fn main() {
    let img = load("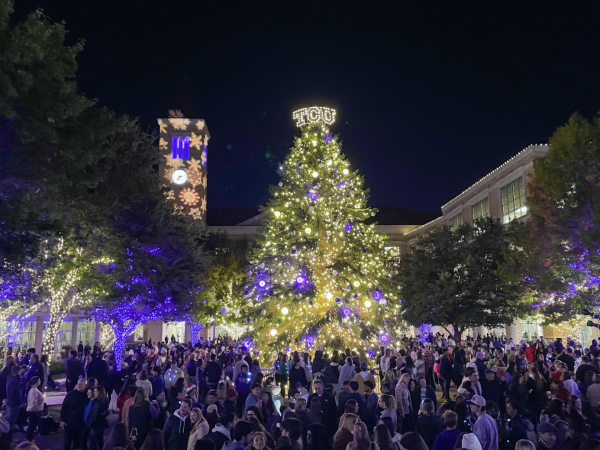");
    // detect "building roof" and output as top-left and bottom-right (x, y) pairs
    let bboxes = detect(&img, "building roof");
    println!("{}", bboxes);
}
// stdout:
(206, 206), (438, 227)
